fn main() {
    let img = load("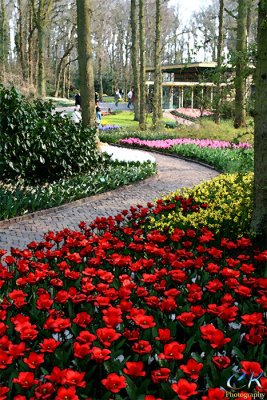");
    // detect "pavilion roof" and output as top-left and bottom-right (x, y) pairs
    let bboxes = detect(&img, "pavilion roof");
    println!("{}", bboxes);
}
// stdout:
(145, 62), (218, 73)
